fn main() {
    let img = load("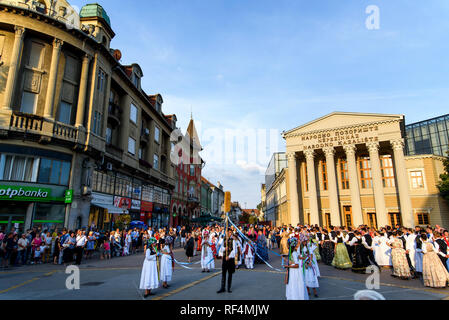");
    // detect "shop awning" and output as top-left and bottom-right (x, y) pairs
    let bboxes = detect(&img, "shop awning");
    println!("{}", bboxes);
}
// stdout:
(93, 203), (129, 215)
